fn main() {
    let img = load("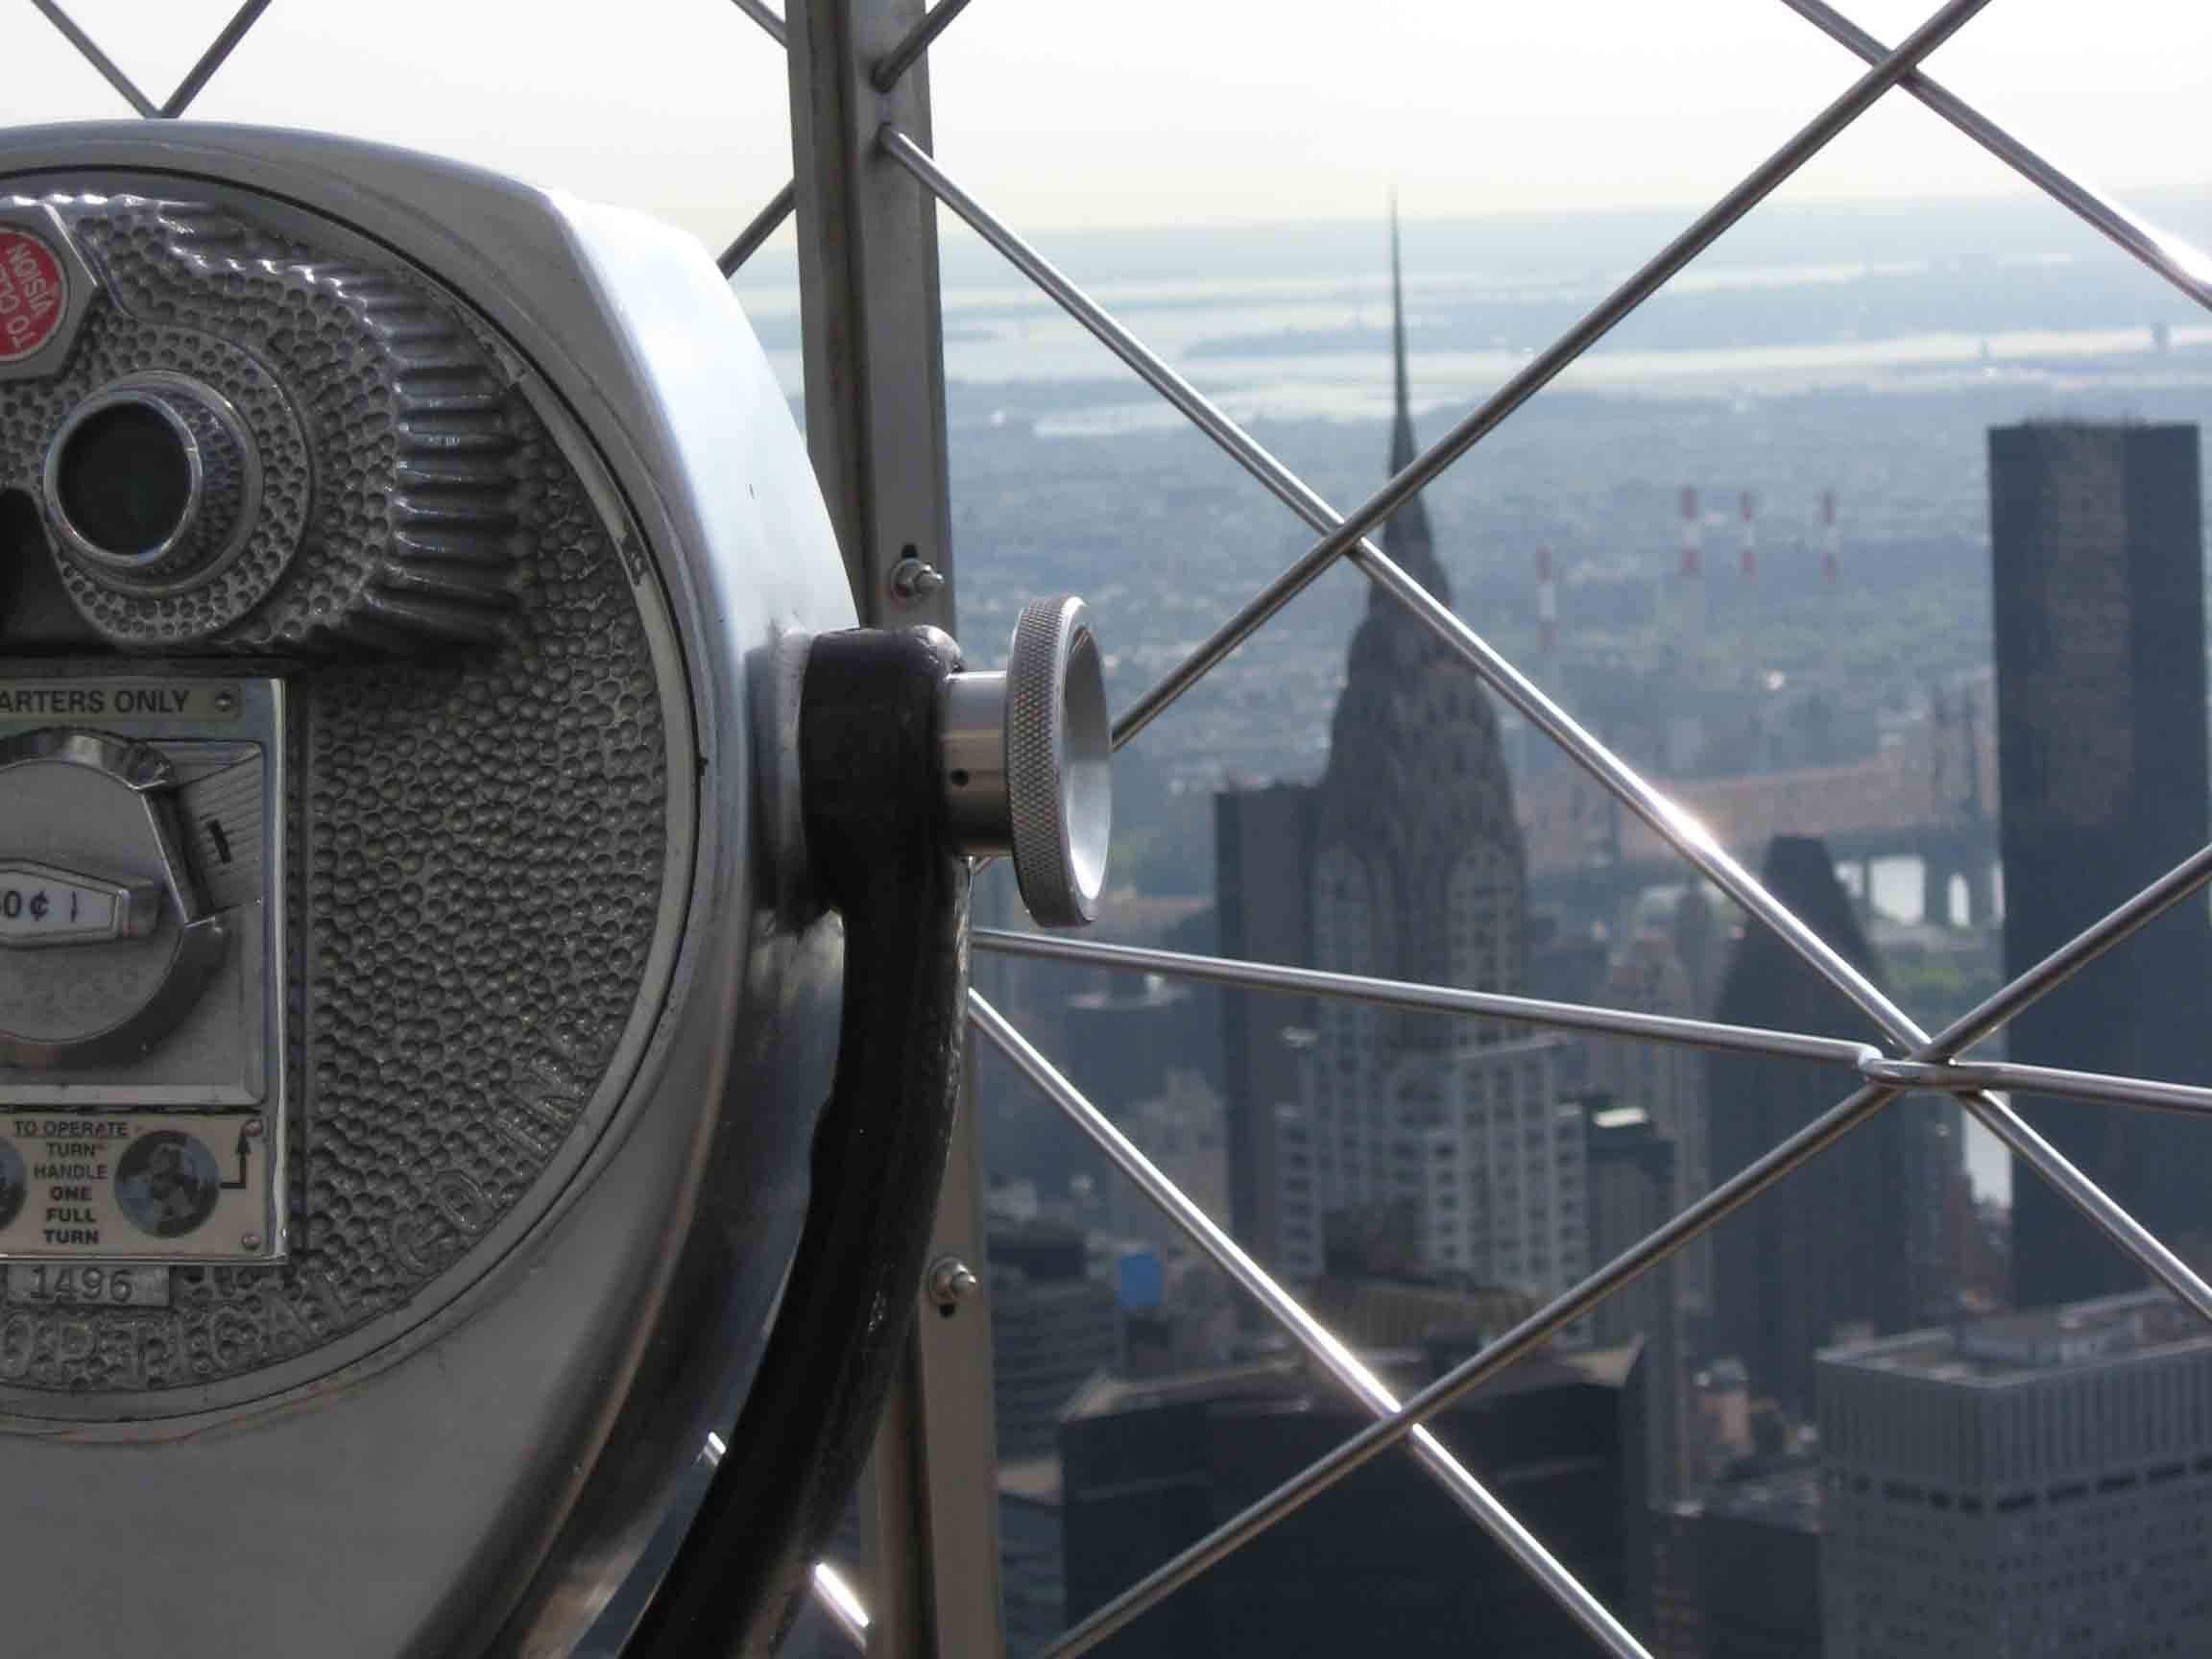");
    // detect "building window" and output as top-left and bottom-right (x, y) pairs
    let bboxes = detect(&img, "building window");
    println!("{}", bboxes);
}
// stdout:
(1447, 846), (1520, 1011)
